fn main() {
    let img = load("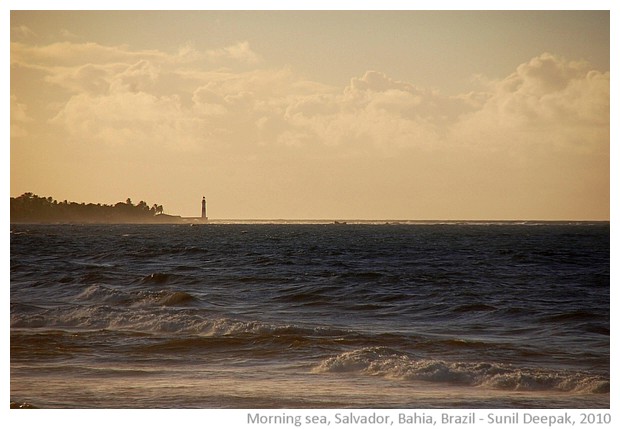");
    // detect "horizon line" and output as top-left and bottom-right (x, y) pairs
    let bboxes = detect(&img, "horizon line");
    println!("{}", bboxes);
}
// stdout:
(176, 217), (610, 223)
